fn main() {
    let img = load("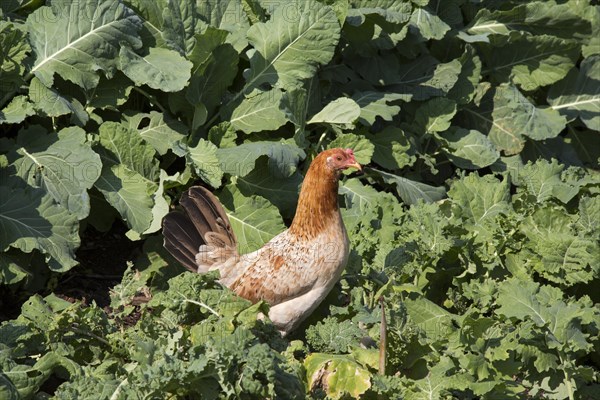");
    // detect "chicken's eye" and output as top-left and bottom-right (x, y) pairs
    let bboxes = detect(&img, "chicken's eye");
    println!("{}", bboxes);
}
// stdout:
(336, 156), (342, 161)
